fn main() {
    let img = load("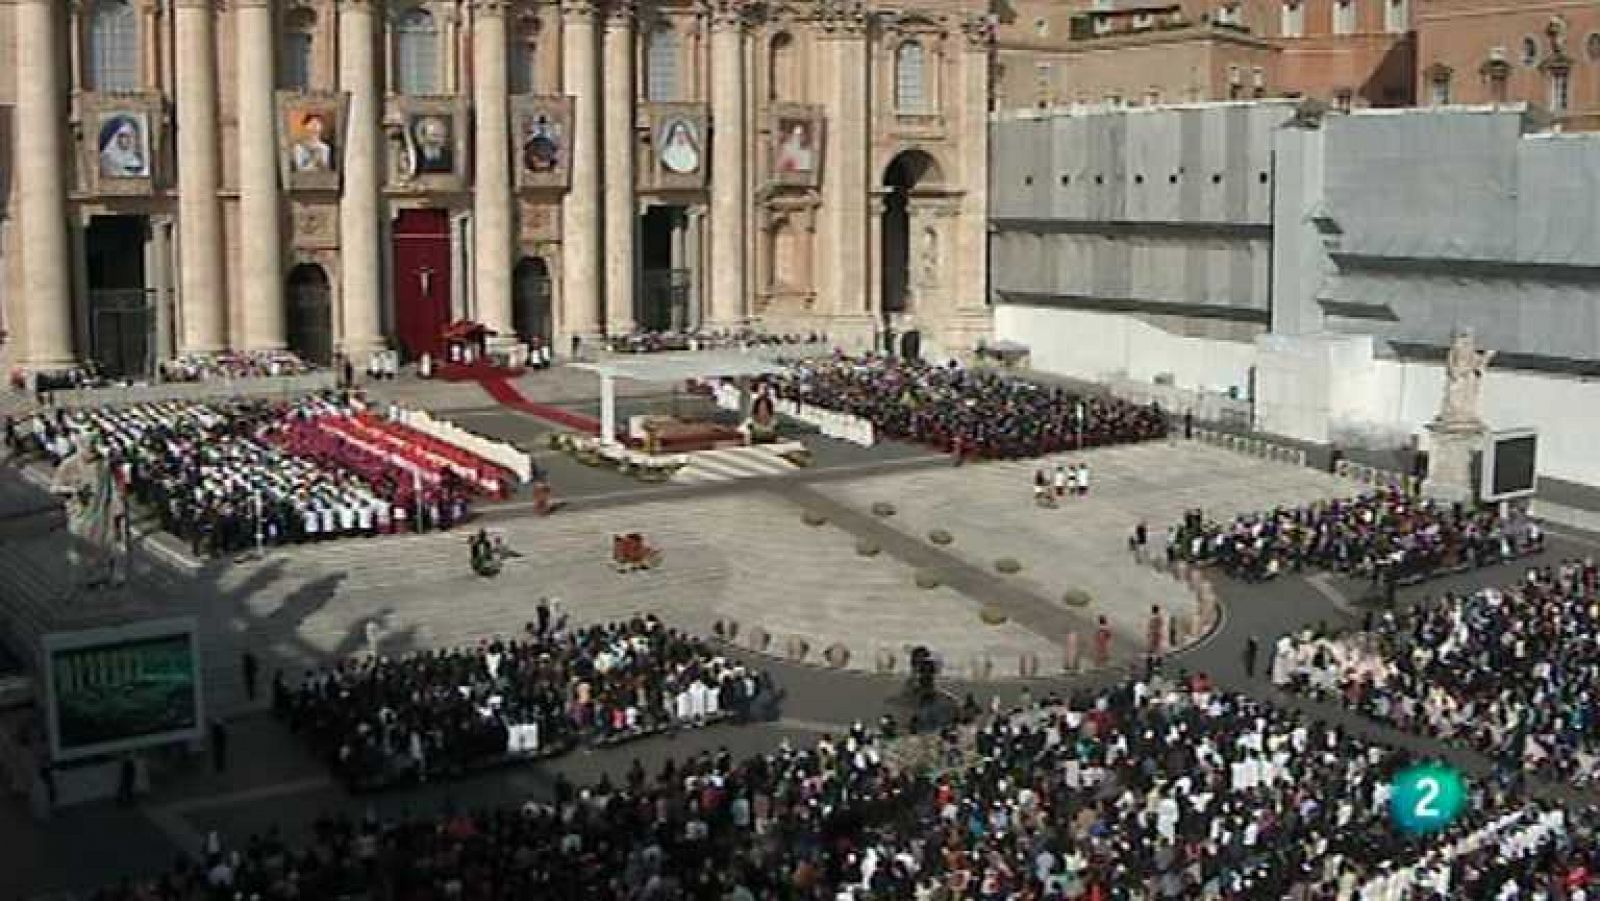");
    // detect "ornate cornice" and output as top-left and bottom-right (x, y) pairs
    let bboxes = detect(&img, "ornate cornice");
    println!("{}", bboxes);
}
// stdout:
(811, 0), (865, 35)
(474, 0), (511, 16)
(696, 0), (753, 30)
(603, 0), (636, 26)
(559, 0), (599, 17)
(959, 11), (995, 48)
